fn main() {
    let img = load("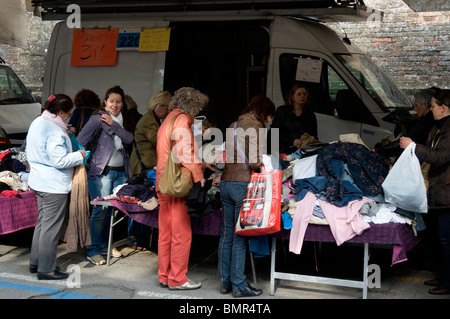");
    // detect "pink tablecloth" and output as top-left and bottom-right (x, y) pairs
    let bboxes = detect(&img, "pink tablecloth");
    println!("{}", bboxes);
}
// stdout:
(98, 199), (419, 265)
(0, 191), (38, 235)
(103, 199), (222, 236)
(274, 223), (420, 266)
